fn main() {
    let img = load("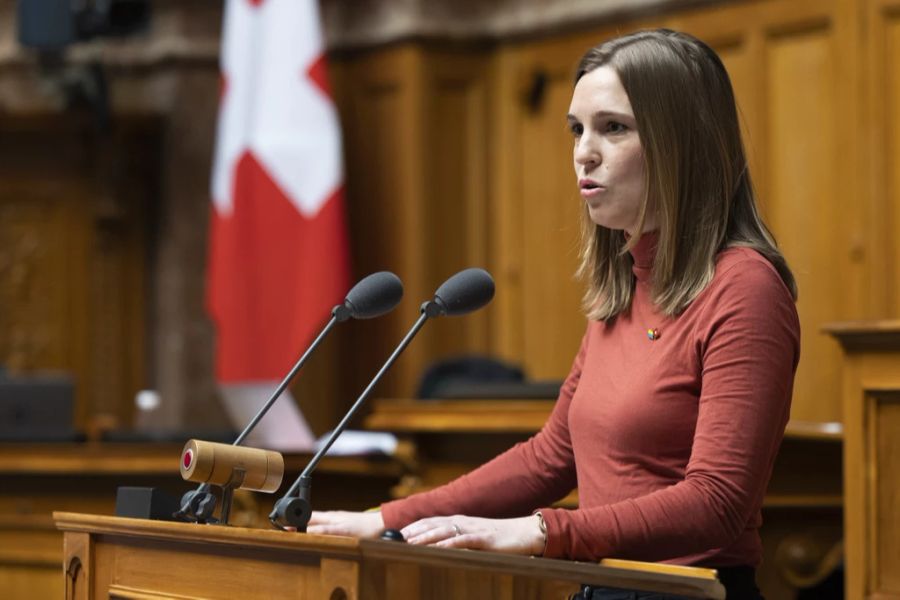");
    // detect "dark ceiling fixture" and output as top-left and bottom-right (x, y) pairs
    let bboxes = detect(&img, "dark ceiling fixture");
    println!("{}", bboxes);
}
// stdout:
(16, 0), (151, 131)
(17, 0), (151, 50)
